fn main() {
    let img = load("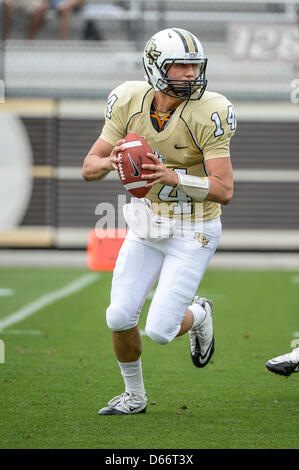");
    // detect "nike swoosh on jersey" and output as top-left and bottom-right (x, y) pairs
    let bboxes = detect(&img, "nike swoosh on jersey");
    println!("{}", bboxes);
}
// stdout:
(174, 144), (188, 149)
(128, 153), (140, 177)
